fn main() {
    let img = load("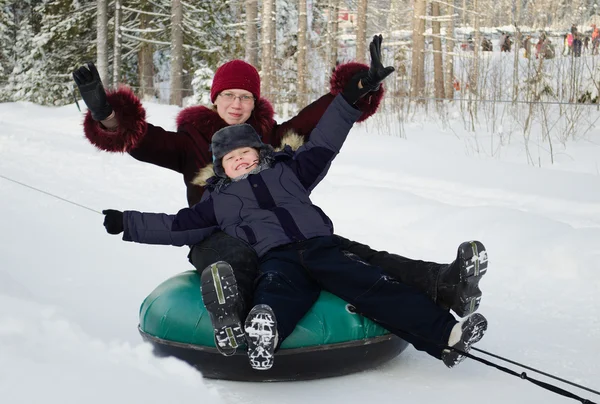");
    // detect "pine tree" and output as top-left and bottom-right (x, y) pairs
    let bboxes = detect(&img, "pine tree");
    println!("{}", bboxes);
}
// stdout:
(9, 0), (96, 105)
(0, 1), (15, 101)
